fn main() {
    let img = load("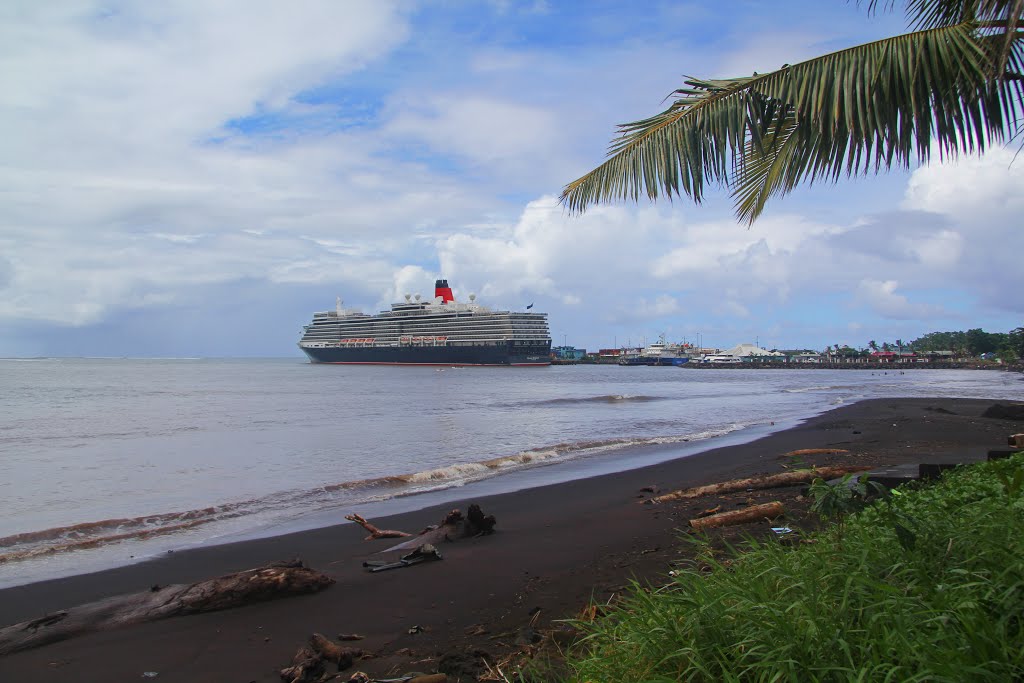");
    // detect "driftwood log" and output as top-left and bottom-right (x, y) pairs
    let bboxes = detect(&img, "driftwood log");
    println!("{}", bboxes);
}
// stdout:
(383, 504), (496, 553)
(688, 501), (785, 531)
(783, 448), (850, 457)
(347, 673), (447, 683)
(0, 561), (334, 657)
(345, 513), (412, 540)
(345, 504), (496, 554)
(649, 466), (873, 504)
